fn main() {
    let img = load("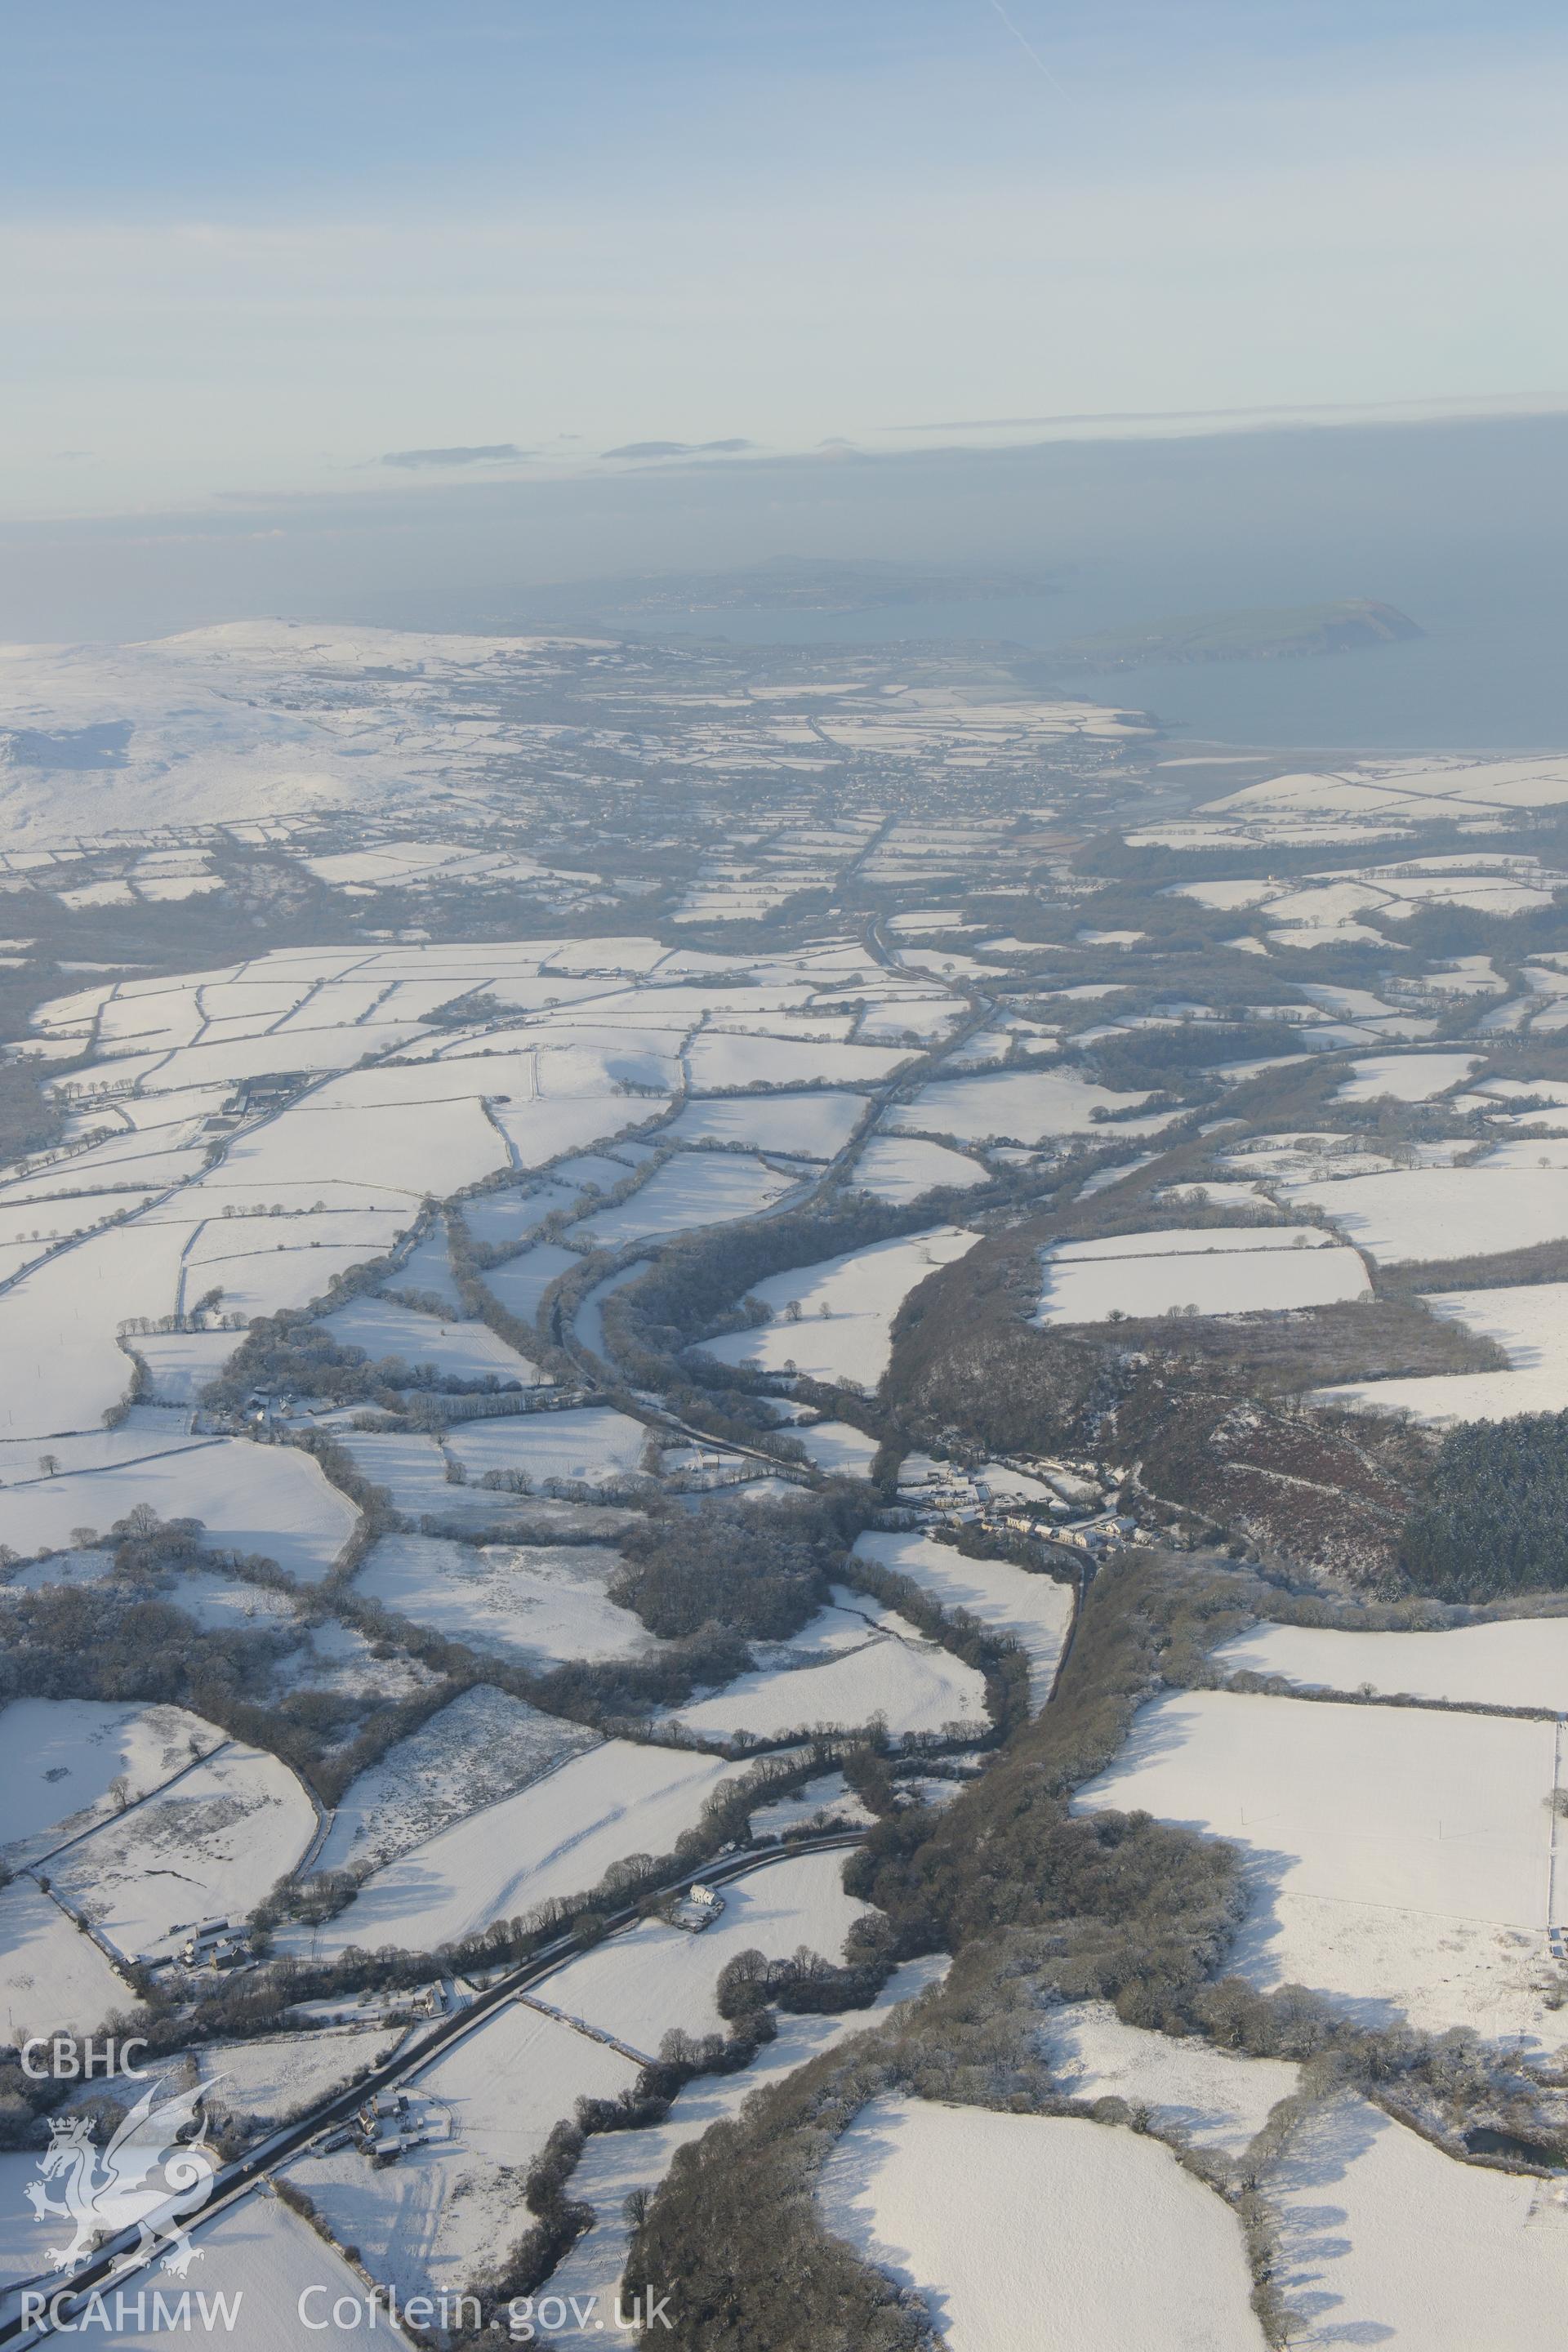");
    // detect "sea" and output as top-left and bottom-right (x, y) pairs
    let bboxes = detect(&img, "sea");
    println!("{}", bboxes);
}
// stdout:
(596, 583), (1568, 759)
